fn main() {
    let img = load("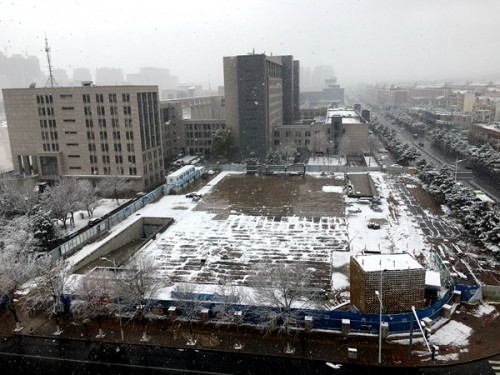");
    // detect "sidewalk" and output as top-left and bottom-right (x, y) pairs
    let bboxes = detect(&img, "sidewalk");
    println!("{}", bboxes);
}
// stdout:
(1, 303), (498, 367)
